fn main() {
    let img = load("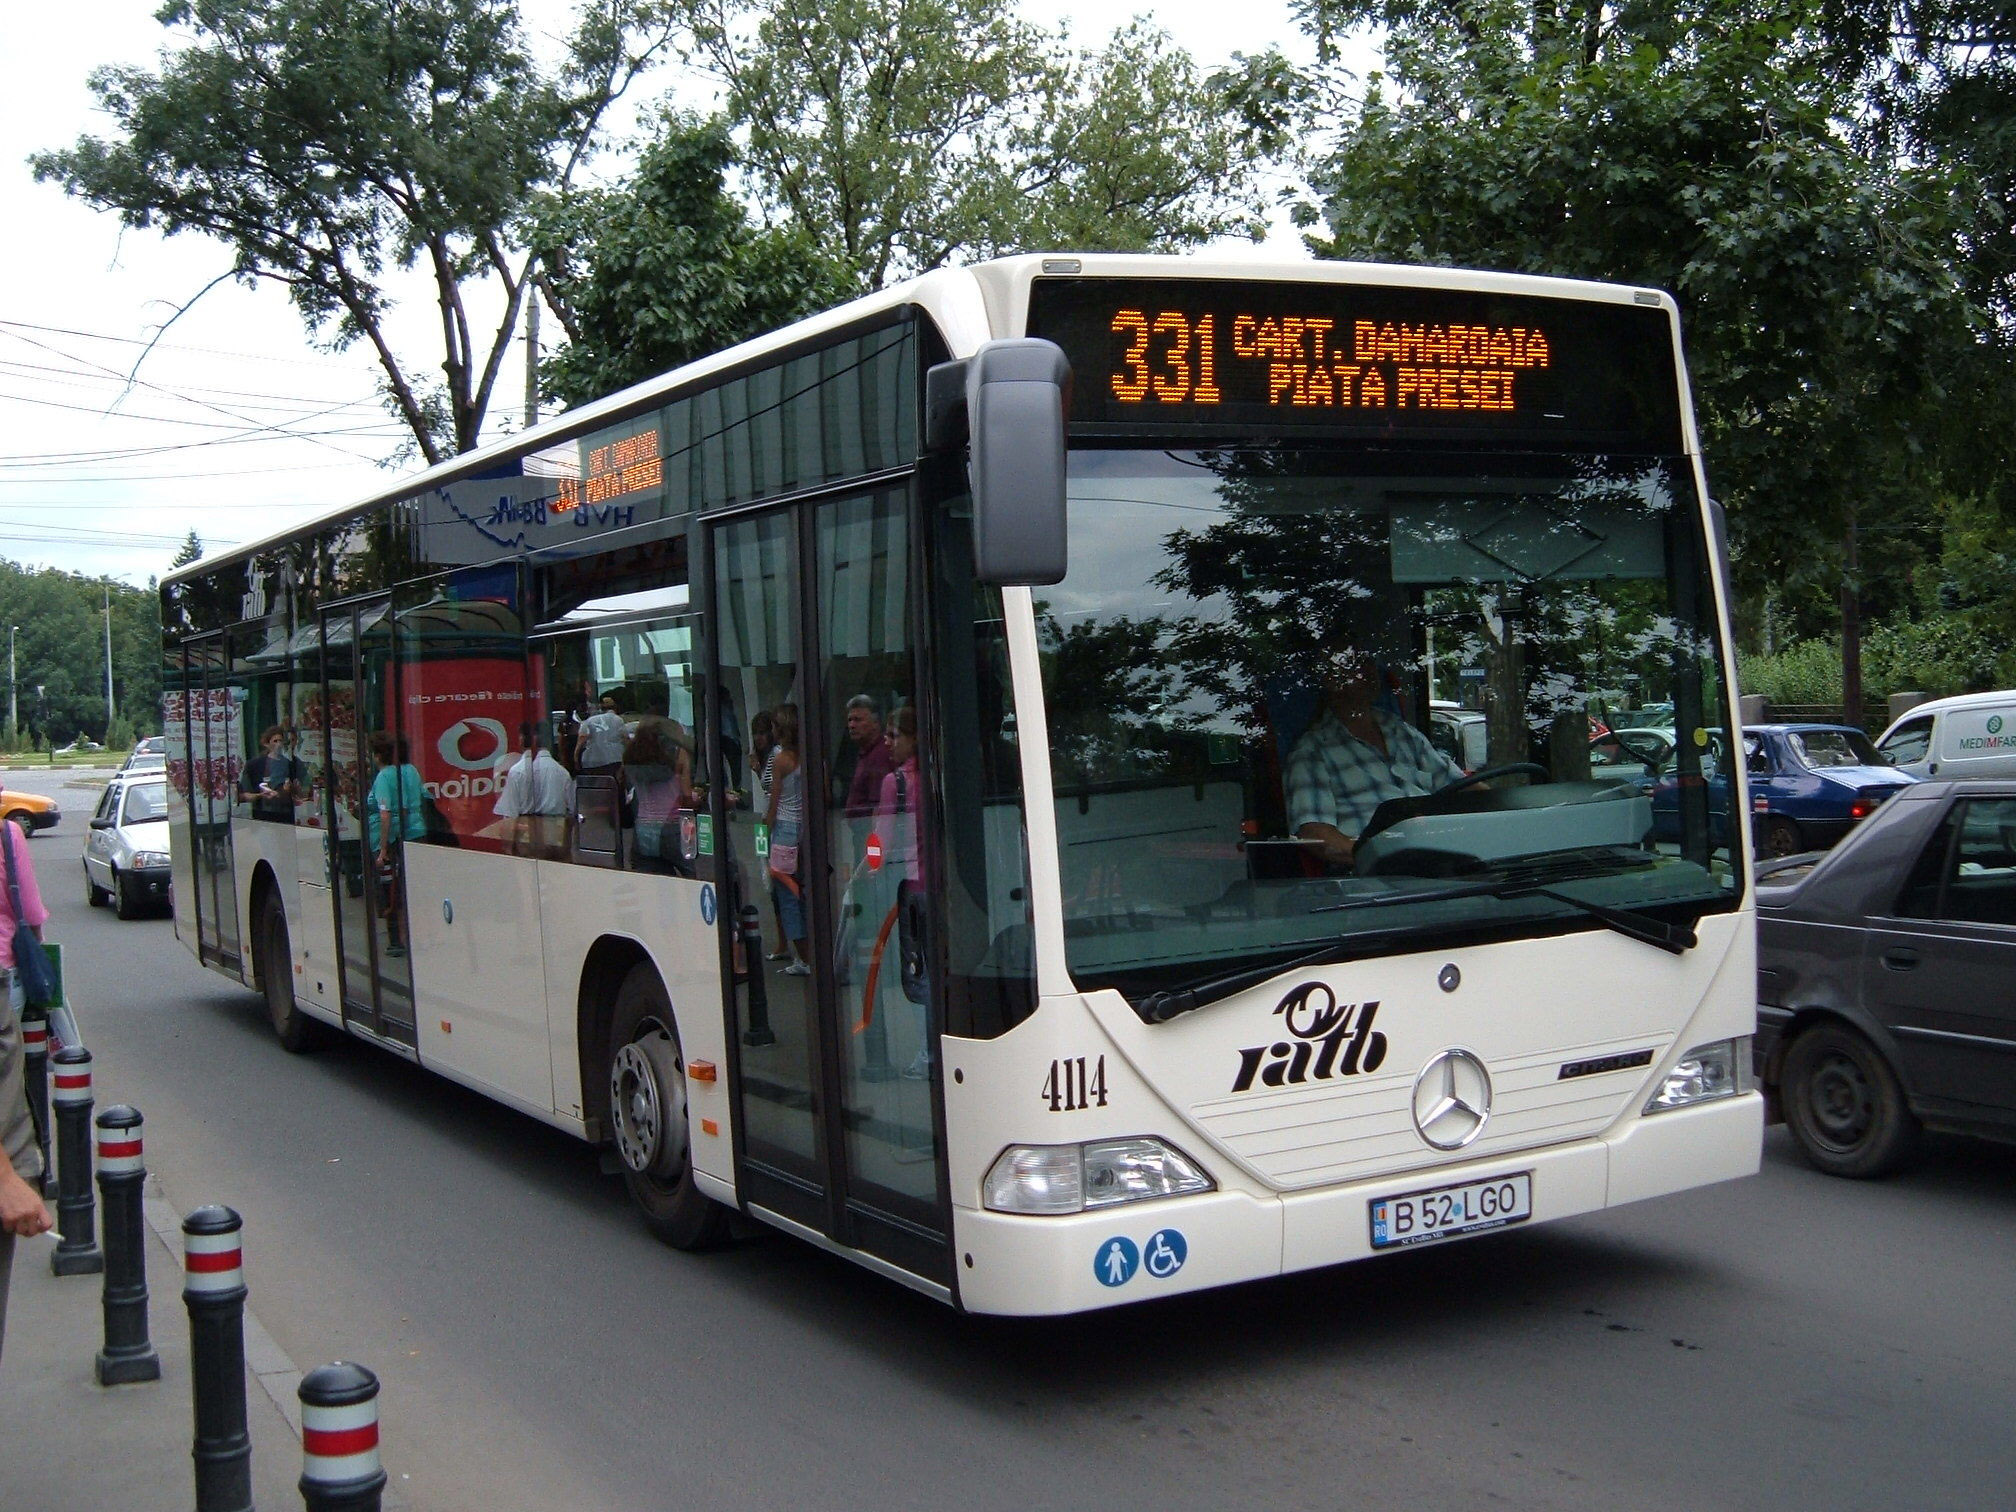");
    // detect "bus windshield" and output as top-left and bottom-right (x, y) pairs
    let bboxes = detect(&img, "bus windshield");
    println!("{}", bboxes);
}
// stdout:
(1041, 447), (1740, 998)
